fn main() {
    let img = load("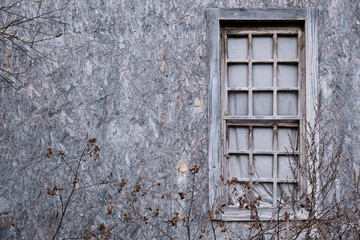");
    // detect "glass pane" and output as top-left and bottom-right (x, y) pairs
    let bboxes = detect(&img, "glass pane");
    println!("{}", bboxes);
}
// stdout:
(254, 183), (273, 207)
(252, 36), (273, 60)
(277, 92), (298, 116)
(228, 183), (244, 206)
(254, 155), (273, 178)
(278, 127), (298, 152)
(277, 184), (296, 205)
(253, 64), (273, 87)
(228, 64), (248, 88)
(277, 36), (298, 60)
(253, 92), (273, 116)
(278, 64), (298, 88)
(228, 37), (248, 59)
(229, 155), (249, 179)
(228, 92), (248, 115)
(253, 128), (273, 151)
(278, 156), (297, 179)
(229, 127), (249, 151)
